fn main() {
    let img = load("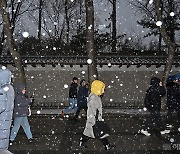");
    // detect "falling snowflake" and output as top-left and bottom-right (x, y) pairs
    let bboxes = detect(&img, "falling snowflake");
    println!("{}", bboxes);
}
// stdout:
(108, 63), (112, 67)
(110, 99), (113, 102)
(54, 22), (58, 25)
(170, 138), (174, 143)
(81, 71), (85, 74)
(2, 66), (6, 70)
(156, 21), (162, 27)
(43, 95), (47, 99)
(170, 12), (175, 17)
(88, 25), (92, 30)
(37, 110), (41, 114)
(143, 107), (147, 111)
(87, 59), (92, 64)
(22, 32), (29, 38)
(149, 0), (153, 4)
(64, 84), (68, 88)
(3, 86), (9, 92)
